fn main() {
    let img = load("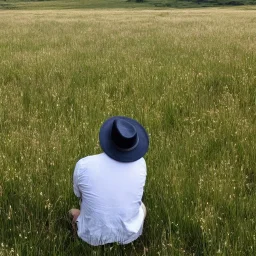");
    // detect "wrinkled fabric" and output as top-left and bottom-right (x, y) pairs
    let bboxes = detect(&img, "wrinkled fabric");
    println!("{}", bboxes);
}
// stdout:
(73, 153), (147, 246)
